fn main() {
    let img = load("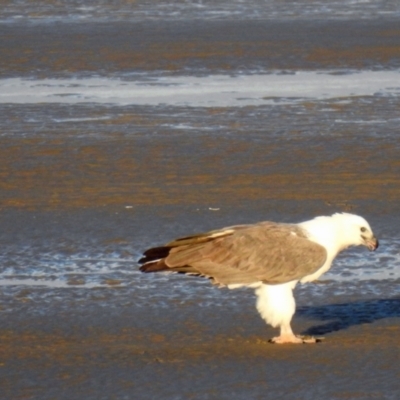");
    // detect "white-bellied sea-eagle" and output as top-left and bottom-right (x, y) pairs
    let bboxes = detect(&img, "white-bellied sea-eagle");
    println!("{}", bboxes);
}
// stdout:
(139, 213), (378, 344)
